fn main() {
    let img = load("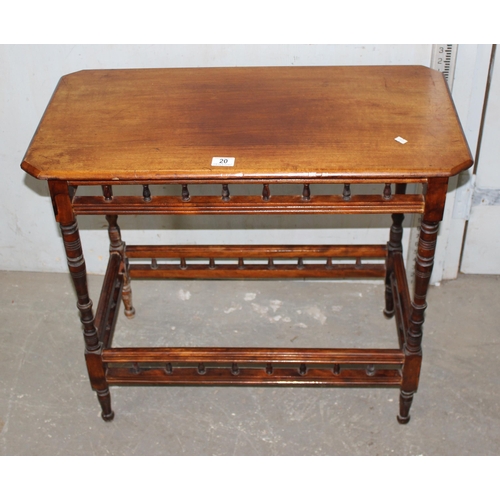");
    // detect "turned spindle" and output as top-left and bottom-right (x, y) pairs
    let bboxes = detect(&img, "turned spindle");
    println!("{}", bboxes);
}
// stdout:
(222, 184), (230, 201)
(343, 183), (351, 200)
(60, 220), (99, 352)
(262, 184), (270, 201)
(266, 363), (273, 375)
(143, 185), (152, 202)
(165, 363), (173, 375)
(297, 257), (305, 269)
(180, 257), (187, 270)
(366, 364), (376, 376)
(238, 258), (245, 269)
(182, 184), (190, 202)
(398, 218), (440, 424)
(231, 363), (240, 375)
(302, 184), (311, 201)
(268, 258), (276, 270)
(102, 185), (113, 201)
(383, 183), (407, 319)
(383, 183), (392, 199)
(299, 363), (307, 376)
(333, 364), (341, 375)
(209, 258), (216, 269)
(198, 363), (206, 375)
(151, 258), (158, 269)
